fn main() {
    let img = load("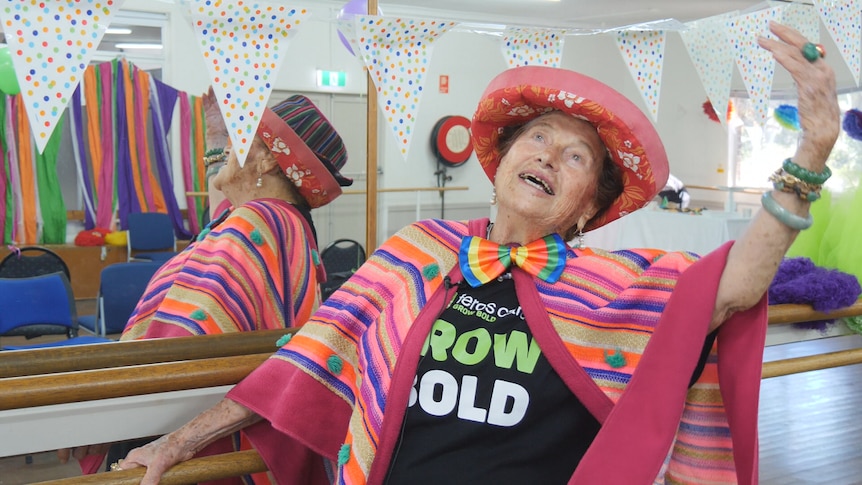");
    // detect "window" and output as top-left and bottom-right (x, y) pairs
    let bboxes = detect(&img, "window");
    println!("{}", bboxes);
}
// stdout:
(729, 89), (862, 194)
